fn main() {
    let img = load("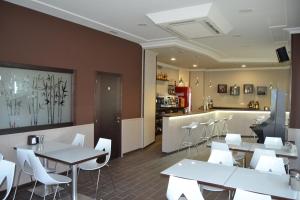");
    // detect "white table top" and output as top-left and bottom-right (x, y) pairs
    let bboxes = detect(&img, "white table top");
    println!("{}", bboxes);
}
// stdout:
(225, 167), (297, 199)
(16, 142), (107, 165)
(208, 139), (298, 158)
(161, 159), (237, 188)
